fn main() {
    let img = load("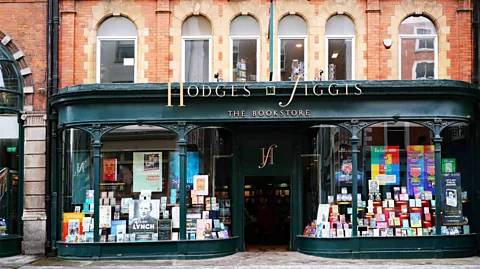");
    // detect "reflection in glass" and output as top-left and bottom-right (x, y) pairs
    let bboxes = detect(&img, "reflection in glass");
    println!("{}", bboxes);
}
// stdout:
(280, 39), (305, 81)
(61, 129), (94, 242)
(302, 126), (353, 238)
(232, 40), (257, 82)
(186, 128), (232, 240)
(99, 40), (135, 83)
